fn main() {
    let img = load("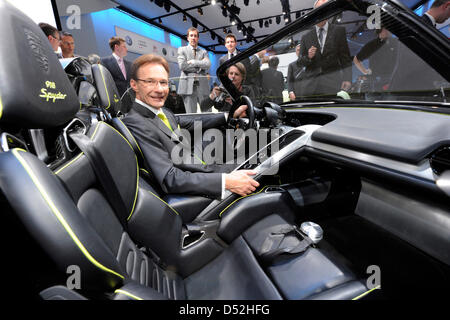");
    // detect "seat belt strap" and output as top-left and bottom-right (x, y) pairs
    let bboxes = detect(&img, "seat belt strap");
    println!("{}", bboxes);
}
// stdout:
(69, 132), (128, 229)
